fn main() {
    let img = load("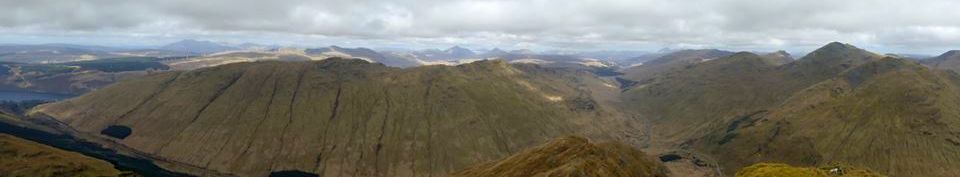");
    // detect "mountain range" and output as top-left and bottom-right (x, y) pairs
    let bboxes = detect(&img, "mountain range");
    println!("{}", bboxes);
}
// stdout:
(32, 58), (634, 176)
(622, 42), (960, 176)
(3, 41), (959, 177)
